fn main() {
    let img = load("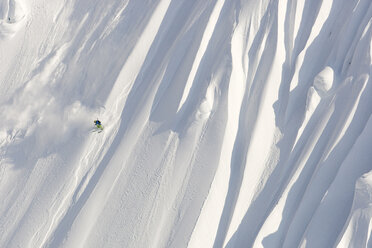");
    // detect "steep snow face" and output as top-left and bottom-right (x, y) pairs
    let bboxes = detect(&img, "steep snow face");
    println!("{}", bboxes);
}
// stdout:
(0, 0), (371, 247)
